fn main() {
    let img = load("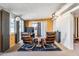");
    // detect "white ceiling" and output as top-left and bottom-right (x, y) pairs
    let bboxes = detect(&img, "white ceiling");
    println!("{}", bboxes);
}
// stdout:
(0, 3), (65, 19)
